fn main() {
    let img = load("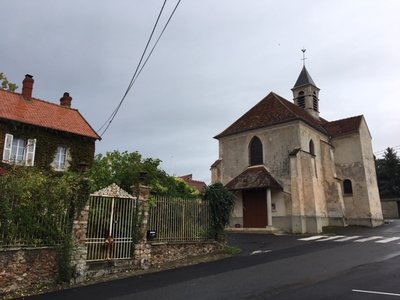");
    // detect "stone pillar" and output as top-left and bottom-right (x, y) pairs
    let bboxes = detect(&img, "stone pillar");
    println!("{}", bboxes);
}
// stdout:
(70, 203), (89, 283)
(290, 152), (306, 233)
(131, 184), (152, 269)
(266, 188), (272, 227)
